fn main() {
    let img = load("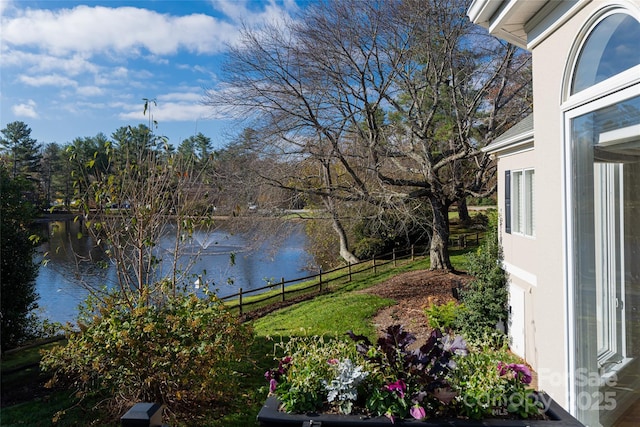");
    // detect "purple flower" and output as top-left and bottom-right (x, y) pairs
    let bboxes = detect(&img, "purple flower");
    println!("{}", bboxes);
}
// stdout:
(511, 364), (532, 384)
(442, 334), (468, 355)
(269, 378), (278, 393)
(498, 362), (532, 385)
(277, 356), (292, 375)
(386, 379), (406, 398)
(497, 362), (507, 376)
(410, 405), (426, 420)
